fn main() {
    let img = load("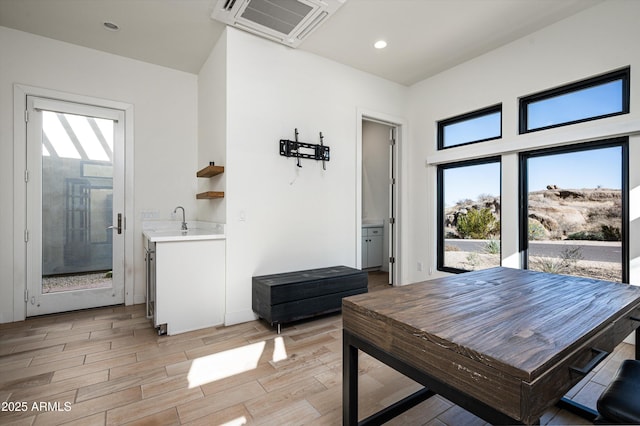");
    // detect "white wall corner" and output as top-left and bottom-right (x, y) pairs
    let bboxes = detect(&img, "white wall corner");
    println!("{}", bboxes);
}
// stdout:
(225, 309), (258, 326)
